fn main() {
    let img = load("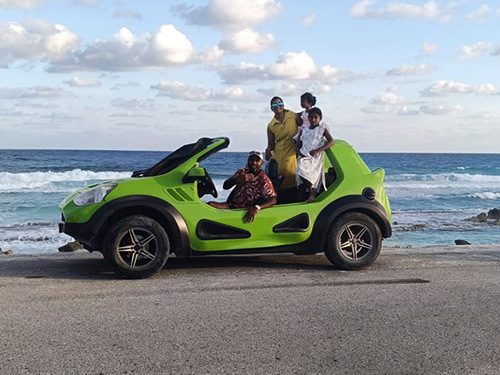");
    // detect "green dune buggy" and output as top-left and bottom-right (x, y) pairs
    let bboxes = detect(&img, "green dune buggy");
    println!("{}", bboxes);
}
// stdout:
(59, 137), (391, 278)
